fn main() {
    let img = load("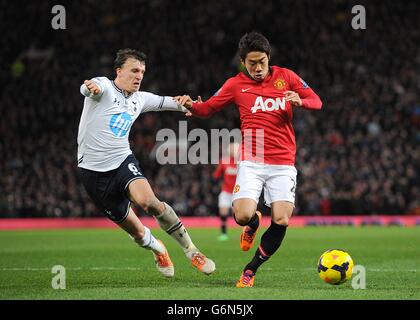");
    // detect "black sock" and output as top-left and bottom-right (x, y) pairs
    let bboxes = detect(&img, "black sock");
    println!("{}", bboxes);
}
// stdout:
(247, 212), (260, 231)
(245, 222), (288, 273)
(220, 215), (227, 234)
